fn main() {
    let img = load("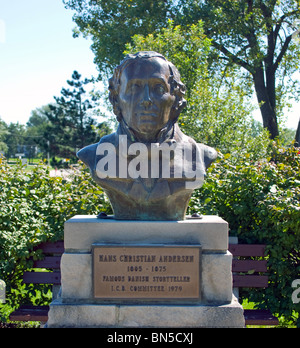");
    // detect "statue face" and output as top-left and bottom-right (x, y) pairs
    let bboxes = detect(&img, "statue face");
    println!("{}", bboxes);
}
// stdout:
(118, 57), (176, 141)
